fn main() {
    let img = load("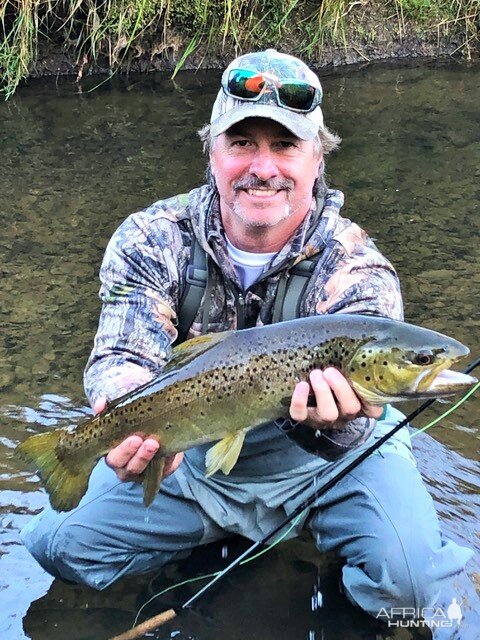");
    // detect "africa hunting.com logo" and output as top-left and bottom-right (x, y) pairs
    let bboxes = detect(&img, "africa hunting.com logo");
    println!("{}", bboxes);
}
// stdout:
(375, 598), (463, 629)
